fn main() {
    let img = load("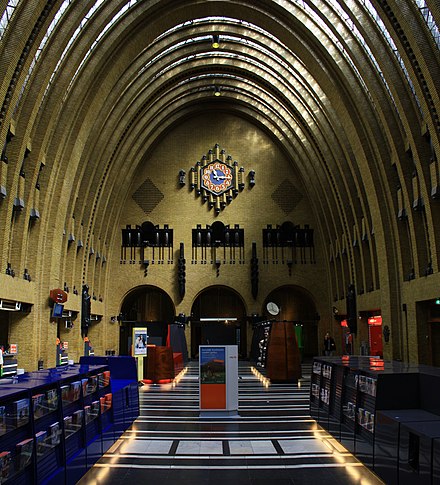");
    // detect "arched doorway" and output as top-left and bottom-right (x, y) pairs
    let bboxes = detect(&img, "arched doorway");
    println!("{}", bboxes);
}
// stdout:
(263, 286), (319, 359)
(190, 286), (247, 359)
(118, 286), (175, 355)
